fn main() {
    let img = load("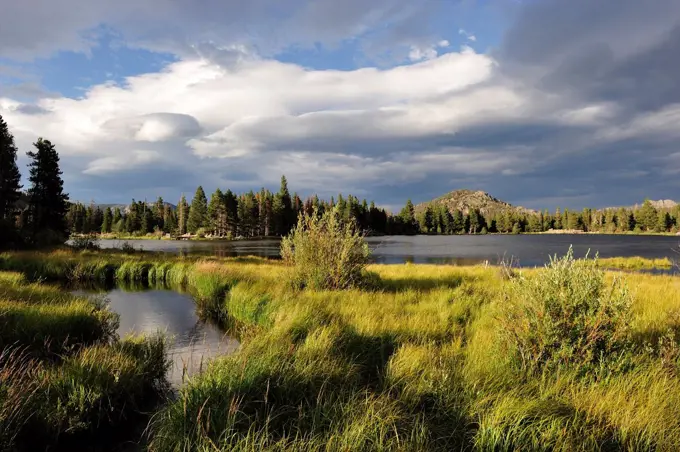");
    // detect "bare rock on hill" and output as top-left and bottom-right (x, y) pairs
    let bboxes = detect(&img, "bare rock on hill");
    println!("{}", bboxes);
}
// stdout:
(415, 189), (535, 216)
